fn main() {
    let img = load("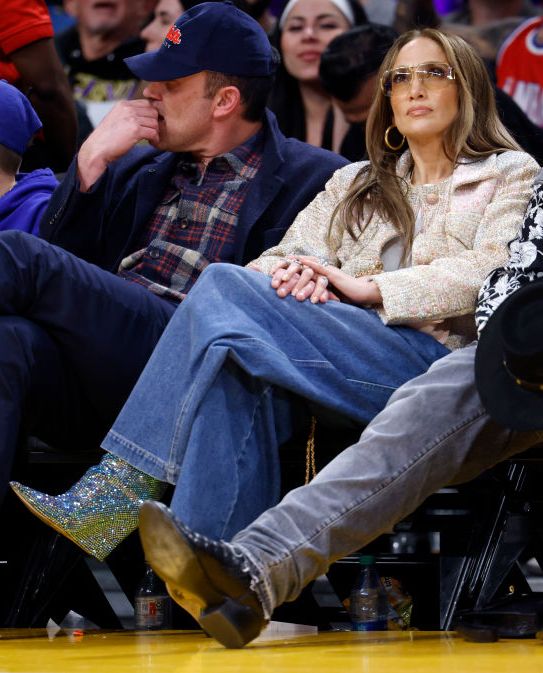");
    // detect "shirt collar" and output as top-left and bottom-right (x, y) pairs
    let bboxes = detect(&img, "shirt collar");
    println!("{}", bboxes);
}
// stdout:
(176, 127), (265, 177)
